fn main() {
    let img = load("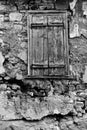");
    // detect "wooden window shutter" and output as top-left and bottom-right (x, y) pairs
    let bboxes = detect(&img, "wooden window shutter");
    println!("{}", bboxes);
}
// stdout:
(27, 11), (69, 77)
